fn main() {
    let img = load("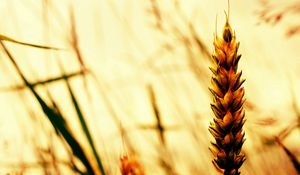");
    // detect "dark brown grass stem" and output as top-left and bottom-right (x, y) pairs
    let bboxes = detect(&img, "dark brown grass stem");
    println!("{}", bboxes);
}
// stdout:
(275, 137), (300, 173)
